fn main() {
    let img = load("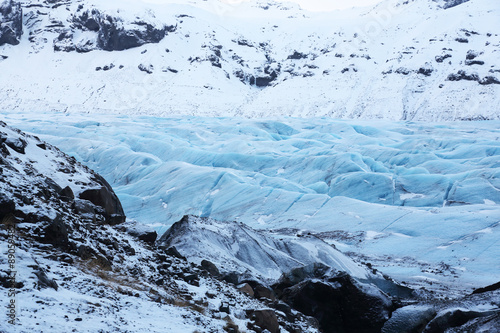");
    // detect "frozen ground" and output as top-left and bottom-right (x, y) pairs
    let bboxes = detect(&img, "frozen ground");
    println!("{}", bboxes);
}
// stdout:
(3, 111), (499, 296)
